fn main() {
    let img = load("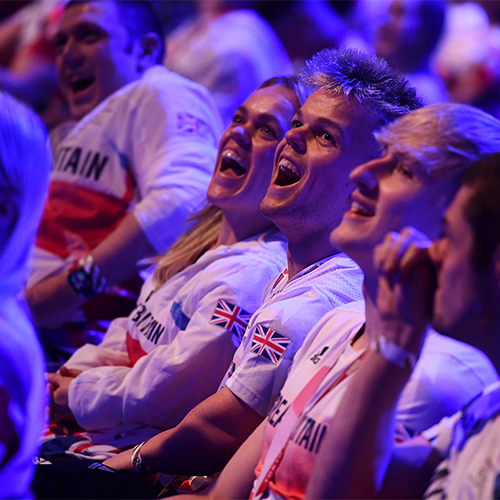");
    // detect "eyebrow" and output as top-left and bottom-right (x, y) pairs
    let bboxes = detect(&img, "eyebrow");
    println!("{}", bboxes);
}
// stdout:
(54, 20), (107, 41)
(294, 108), (346, 142)
(235, 106), (285, 130)
(234, 105), (247, 116)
